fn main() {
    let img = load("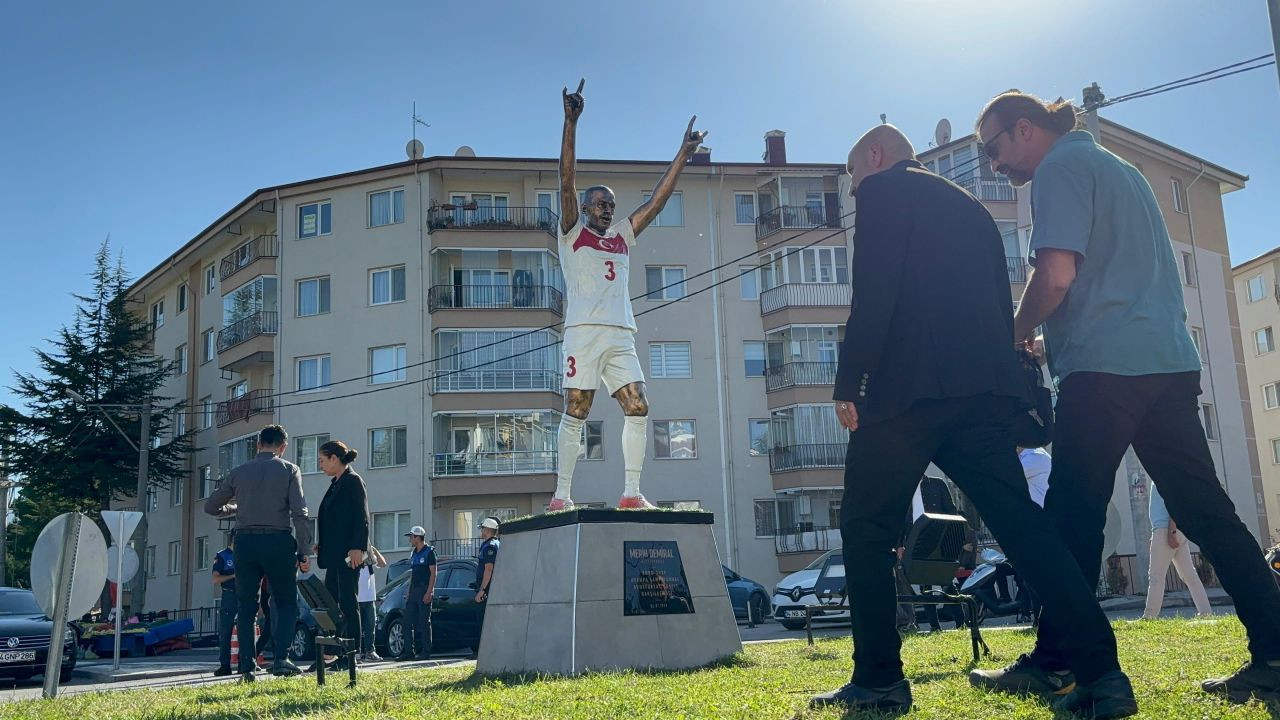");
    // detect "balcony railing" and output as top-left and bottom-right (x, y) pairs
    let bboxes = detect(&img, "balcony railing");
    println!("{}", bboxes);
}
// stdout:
(755, 205), (841, 240)
(1006, 257), (1028, 283)
(956, 176), (1016, 202)
(427, 284), (564, 315)
(764, 362), (838, 392)
(431, 369), (562, 394)
(432, 450), (557, 477)
(216, 311), (279, 353)
(768, 443), (846, 472)
(774, 525), (838, 555)
(427, 206), (558, 236)
(219, 234), (279, 281)
(759, 282), (851, 315)
(216, 389), (275, 427)
(431, 537), (485, 559)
